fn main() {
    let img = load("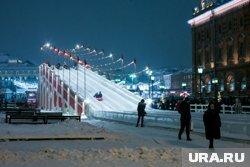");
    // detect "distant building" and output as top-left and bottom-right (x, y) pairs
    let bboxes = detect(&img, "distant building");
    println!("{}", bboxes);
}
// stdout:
(188, 0), (250, 104)
(163, 69), (192, 97)
(0, 53), (38, 82)
(163, 74), (172, 90)
(170, 69), (192, 96)
(0, 54), (38, 102)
